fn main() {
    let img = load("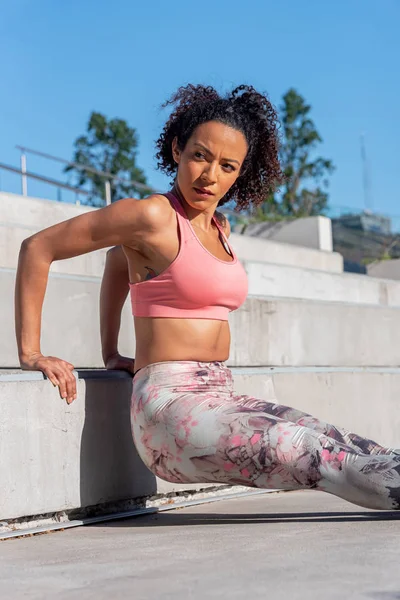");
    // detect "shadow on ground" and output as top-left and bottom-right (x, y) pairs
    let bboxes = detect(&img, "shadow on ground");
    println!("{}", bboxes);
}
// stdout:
(97, 508), (400, 528)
